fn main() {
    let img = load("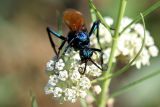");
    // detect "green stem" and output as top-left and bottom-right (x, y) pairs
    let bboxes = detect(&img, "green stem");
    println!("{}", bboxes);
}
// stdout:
(110, 70), (160, 98)
(88, 0), (111, 33)
(106, 0), (127, 74)
(89, 7), (97, 22)
(97, 0), (127, 107)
